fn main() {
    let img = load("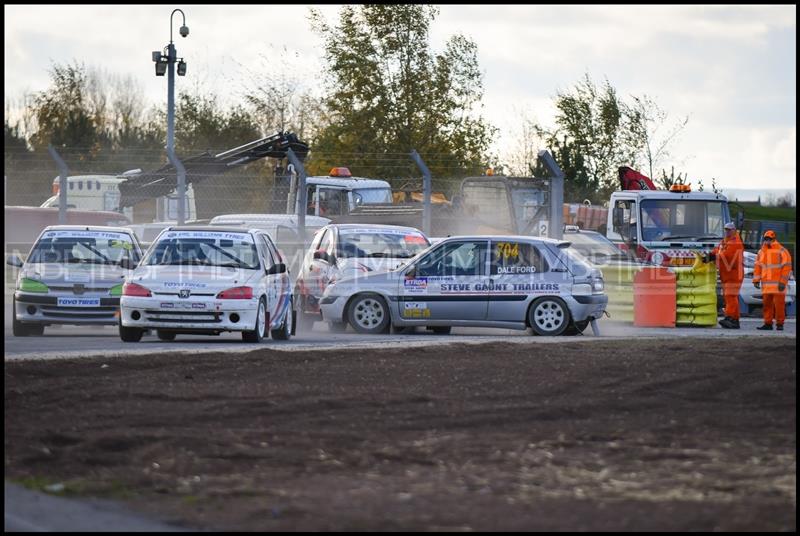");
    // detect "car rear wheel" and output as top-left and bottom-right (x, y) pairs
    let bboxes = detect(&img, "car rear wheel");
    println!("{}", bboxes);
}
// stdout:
(347, 293), (390, 334)
(119, 318), (144, 342)
(243, 297), (267, 343)
(157, 330), (176, 341)
(271, 297), (293, 341)
(528, 297), (571, 336)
